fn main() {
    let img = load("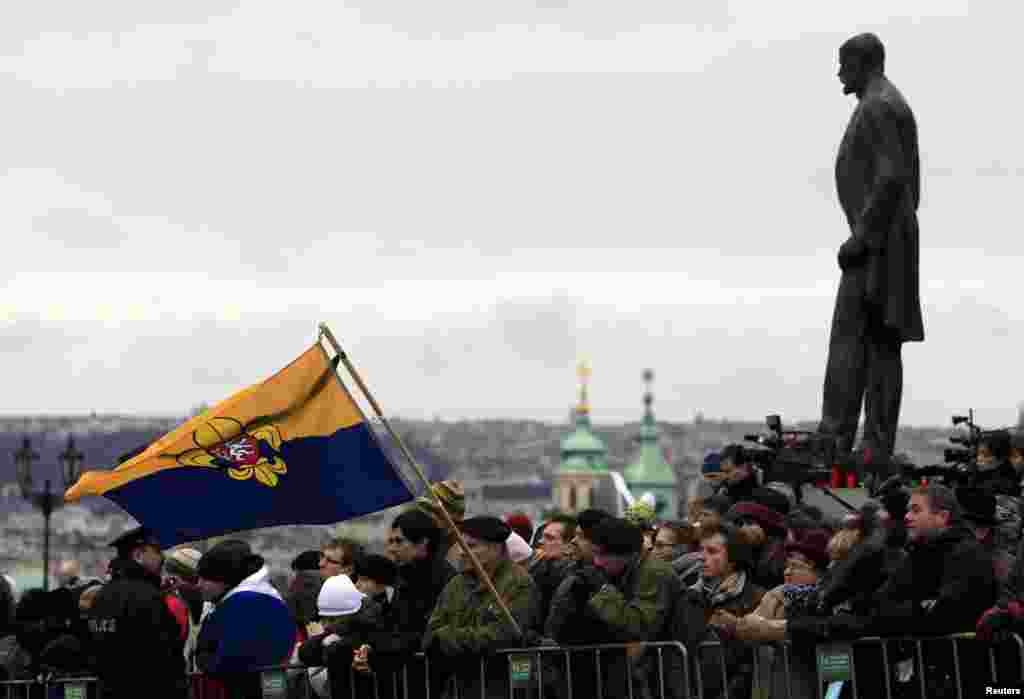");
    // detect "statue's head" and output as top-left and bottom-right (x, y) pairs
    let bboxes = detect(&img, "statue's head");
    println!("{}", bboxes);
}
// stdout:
(838, 33), (885, 97)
